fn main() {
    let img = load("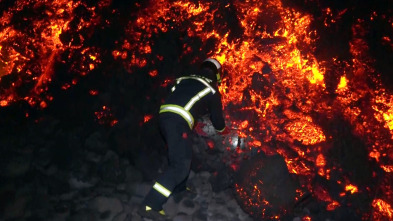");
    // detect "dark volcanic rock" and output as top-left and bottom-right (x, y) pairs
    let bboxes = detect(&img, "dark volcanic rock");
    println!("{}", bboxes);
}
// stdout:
(235, 153), (299, 219)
